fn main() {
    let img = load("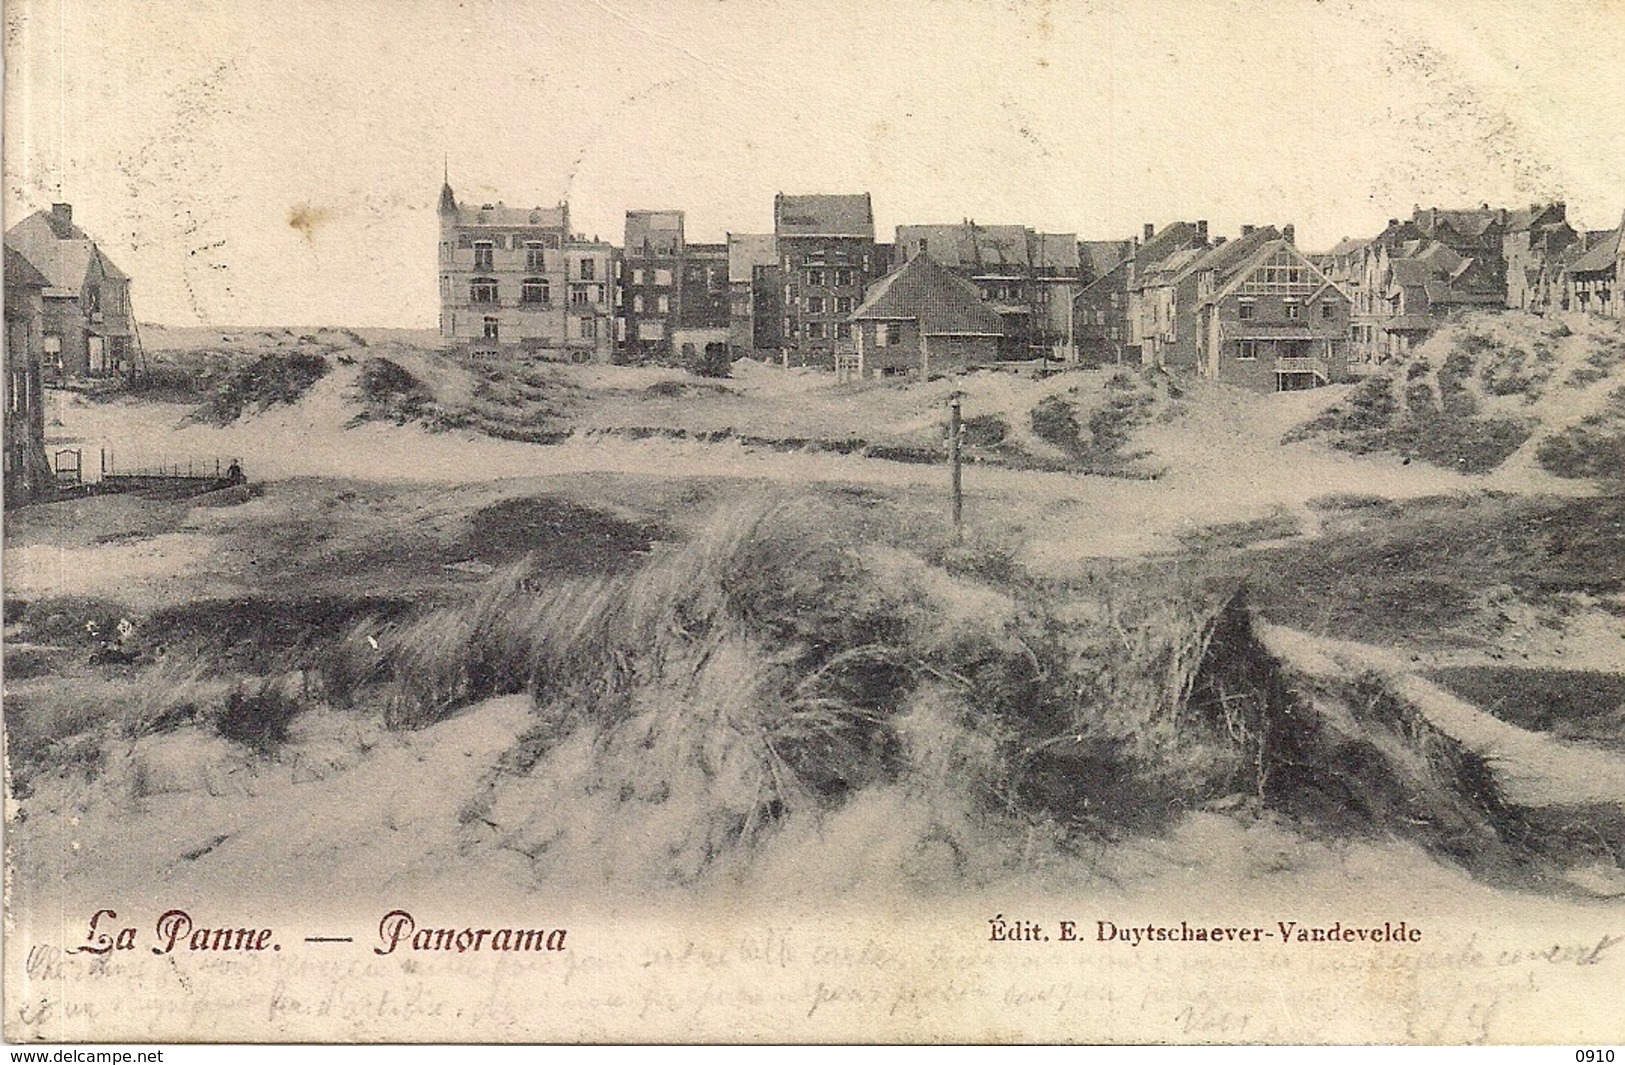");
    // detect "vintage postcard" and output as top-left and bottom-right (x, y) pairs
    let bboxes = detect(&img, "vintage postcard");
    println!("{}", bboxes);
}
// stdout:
(3, 0), (1624, 1045)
